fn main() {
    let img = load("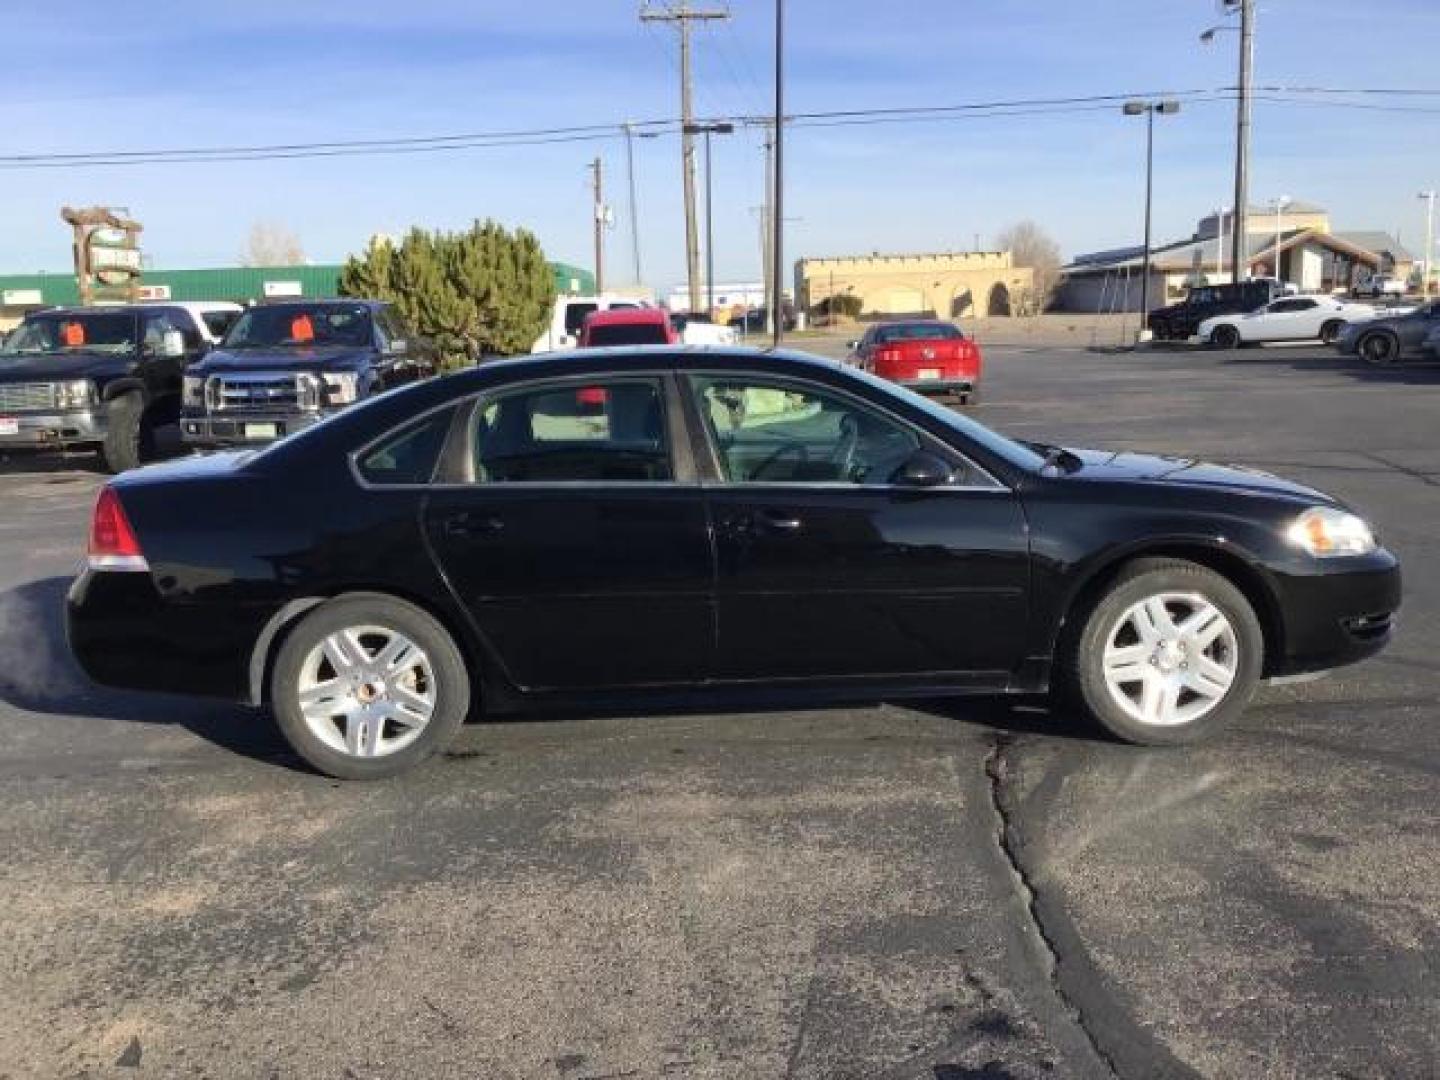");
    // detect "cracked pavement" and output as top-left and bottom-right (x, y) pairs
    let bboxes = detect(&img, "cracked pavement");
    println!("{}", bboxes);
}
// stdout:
(0, 343), (1436, 1078)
